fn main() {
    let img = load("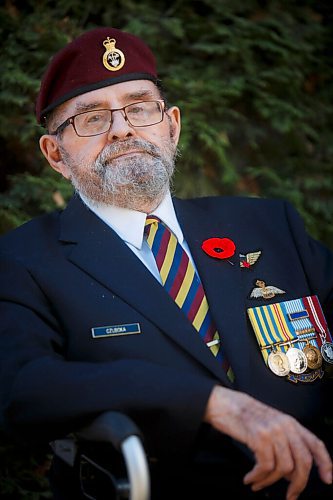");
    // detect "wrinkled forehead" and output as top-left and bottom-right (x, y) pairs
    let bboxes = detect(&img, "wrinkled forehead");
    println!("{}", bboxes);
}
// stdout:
(53, 80), (161, 121)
